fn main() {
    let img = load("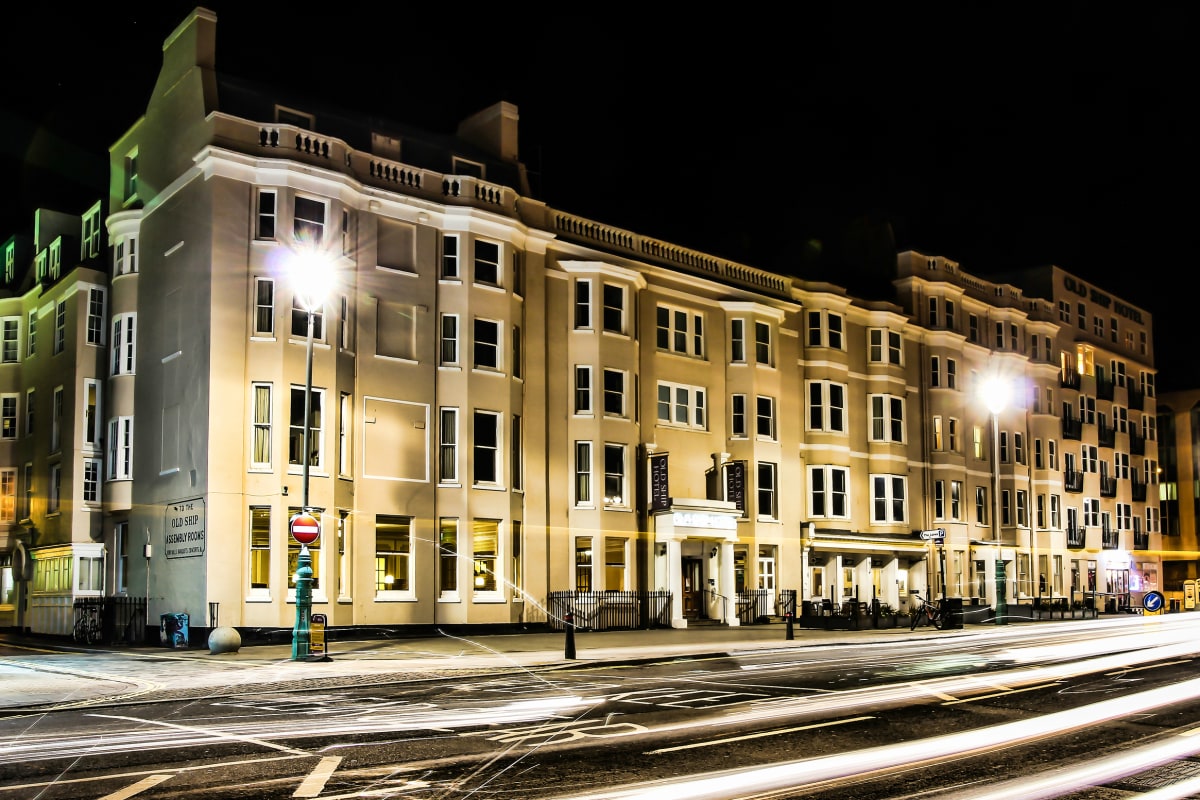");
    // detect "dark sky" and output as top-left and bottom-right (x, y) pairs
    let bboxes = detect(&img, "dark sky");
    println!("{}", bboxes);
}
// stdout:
(2, 3), (1192, 387)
